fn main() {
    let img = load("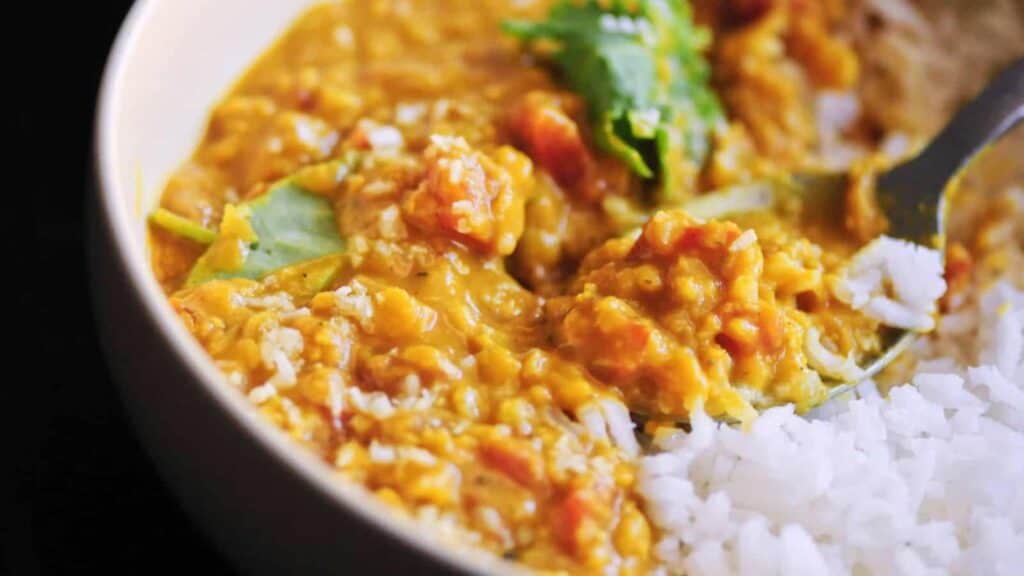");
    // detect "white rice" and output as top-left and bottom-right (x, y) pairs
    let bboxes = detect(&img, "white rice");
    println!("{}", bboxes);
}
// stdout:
(804, 326), (866, 382)
(577, 397), (640, 457)
(832, 236), (947, 331)
(730, 230), (758, 253)
(638, 280), (1024, 575)
(260, 326), (304, 389)
(247, 383), (277, 404)
(357, 119), (405, 151)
